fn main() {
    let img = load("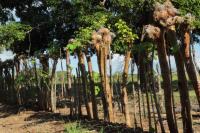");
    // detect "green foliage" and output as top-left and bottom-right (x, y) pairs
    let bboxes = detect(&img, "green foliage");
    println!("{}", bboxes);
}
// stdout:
(95, 86), (100, 96)
(171, 44), (179, 54)
(64, 122), (88, 133)
(66, 27), (94, 53)
(67, 39), (81, 53)
(93, 71), (100, 82)
(79, 12), (109, 29)
(15, 73), (27, 87)
(67, 11), (109, 53)
(172, 0), (200, 29)
(15, 71), (36, 89)
(0, 22), (31, 49)
(75, 27), (93, 45)
(37, 69), (49, 79)
(46, 0), (62, 6)
(113, 19), (138, 53)
(48, 41), (60, 58)
(111, 0), (136, 8)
